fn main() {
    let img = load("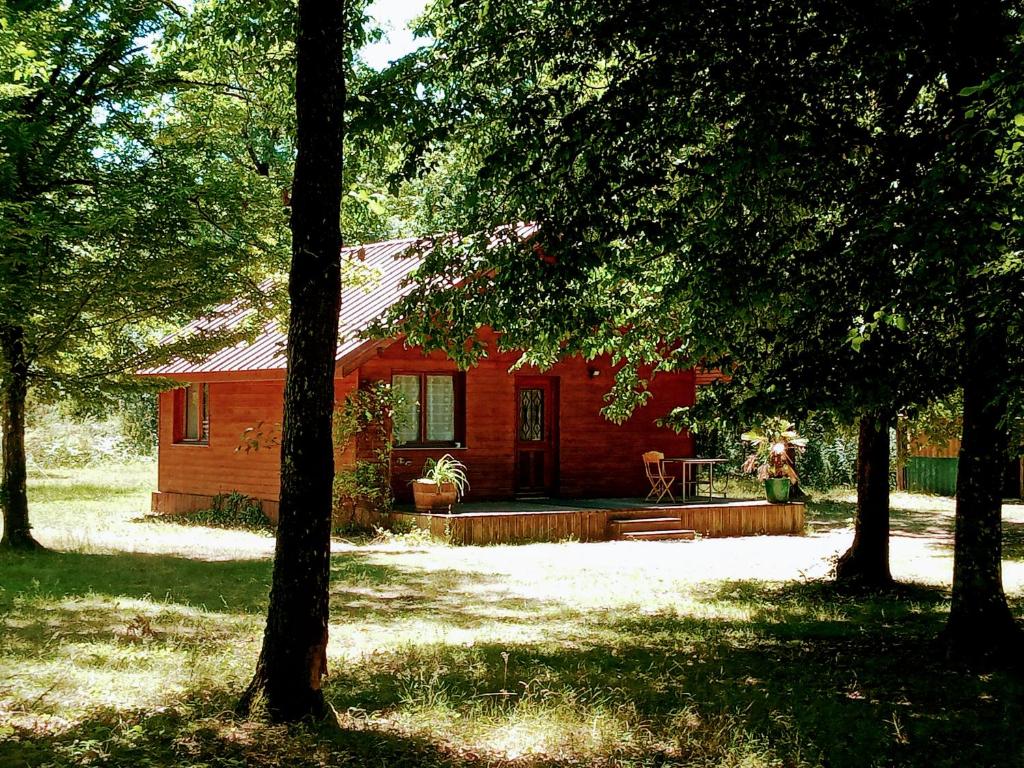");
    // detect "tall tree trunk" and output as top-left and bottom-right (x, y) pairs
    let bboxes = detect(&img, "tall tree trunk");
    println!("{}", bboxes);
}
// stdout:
(238, 0), (345, 722)
(938, 0), (1020, 661)
(835, 411), (893, 587)
(0, 325), (40, 551)
(943, 314), (1020, 659)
